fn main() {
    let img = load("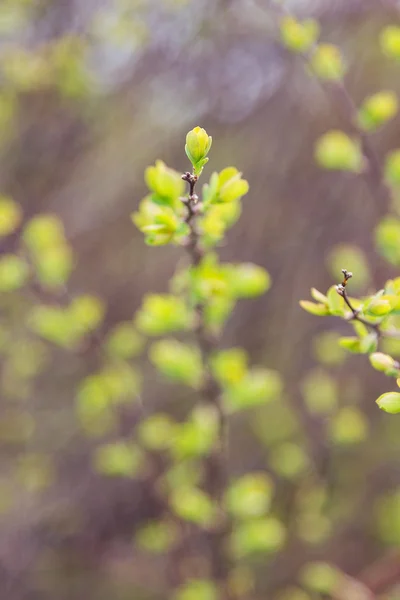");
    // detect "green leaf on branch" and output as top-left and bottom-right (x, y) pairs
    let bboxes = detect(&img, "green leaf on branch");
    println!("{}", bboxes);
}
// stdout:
(314, 131), (364, 172)
(171, 406), (220, 460)
(93, 442), (143, 477)
(310, 44), (345, 80)
(0, 254), (29, 291)
(145, 159), (185, 204)
(376, 391), (400, 414)
(135, 294), (193, 335)
(138, 414), (177, 451)
(280, 16), (319, 53)
(299, 300), (330, 316)
(170, 486), (214, 526)
(358, 91), (398, 131)
(136, 520), (178, 554)
(225, 473), (274, 519)
(380, 25), (400, 59)
(203, 168), (249, 205)
(149, 339), (203, 388)
(327, 285), (345, 316)
(228, 263), (271, 298)
(339, 336), (362, 353)
(223, 368), (282, 413)
(230, 517), (286, 558)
